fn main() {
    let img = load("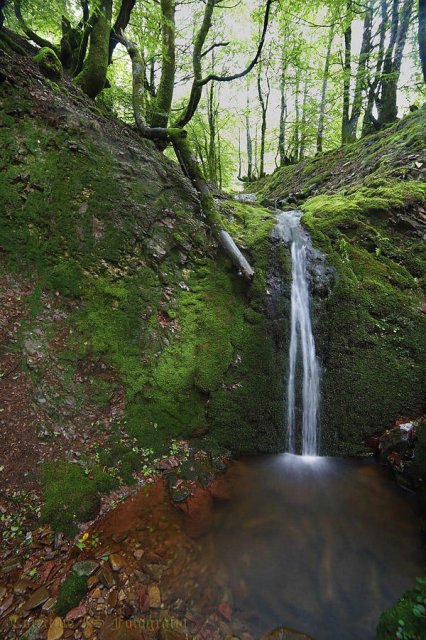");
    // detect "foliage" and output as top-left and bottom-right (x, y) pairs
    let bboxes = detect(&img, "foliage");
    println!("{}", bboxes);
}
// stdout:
(377, 575), (426, 640)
